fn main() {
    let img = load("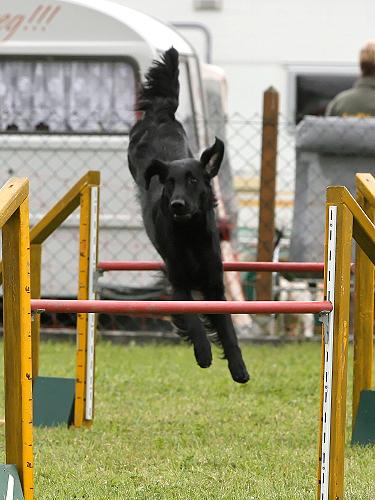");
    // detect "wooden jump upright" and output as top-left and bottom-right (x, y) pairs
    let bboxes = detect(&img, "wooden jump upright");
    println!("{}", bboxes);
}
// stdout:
(0, 178), (34, 500)
(20, 171), (100, 428)
(352, 174), (375, 428)
(317, 174), (375, 500)
(75, 180), (100, 427)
